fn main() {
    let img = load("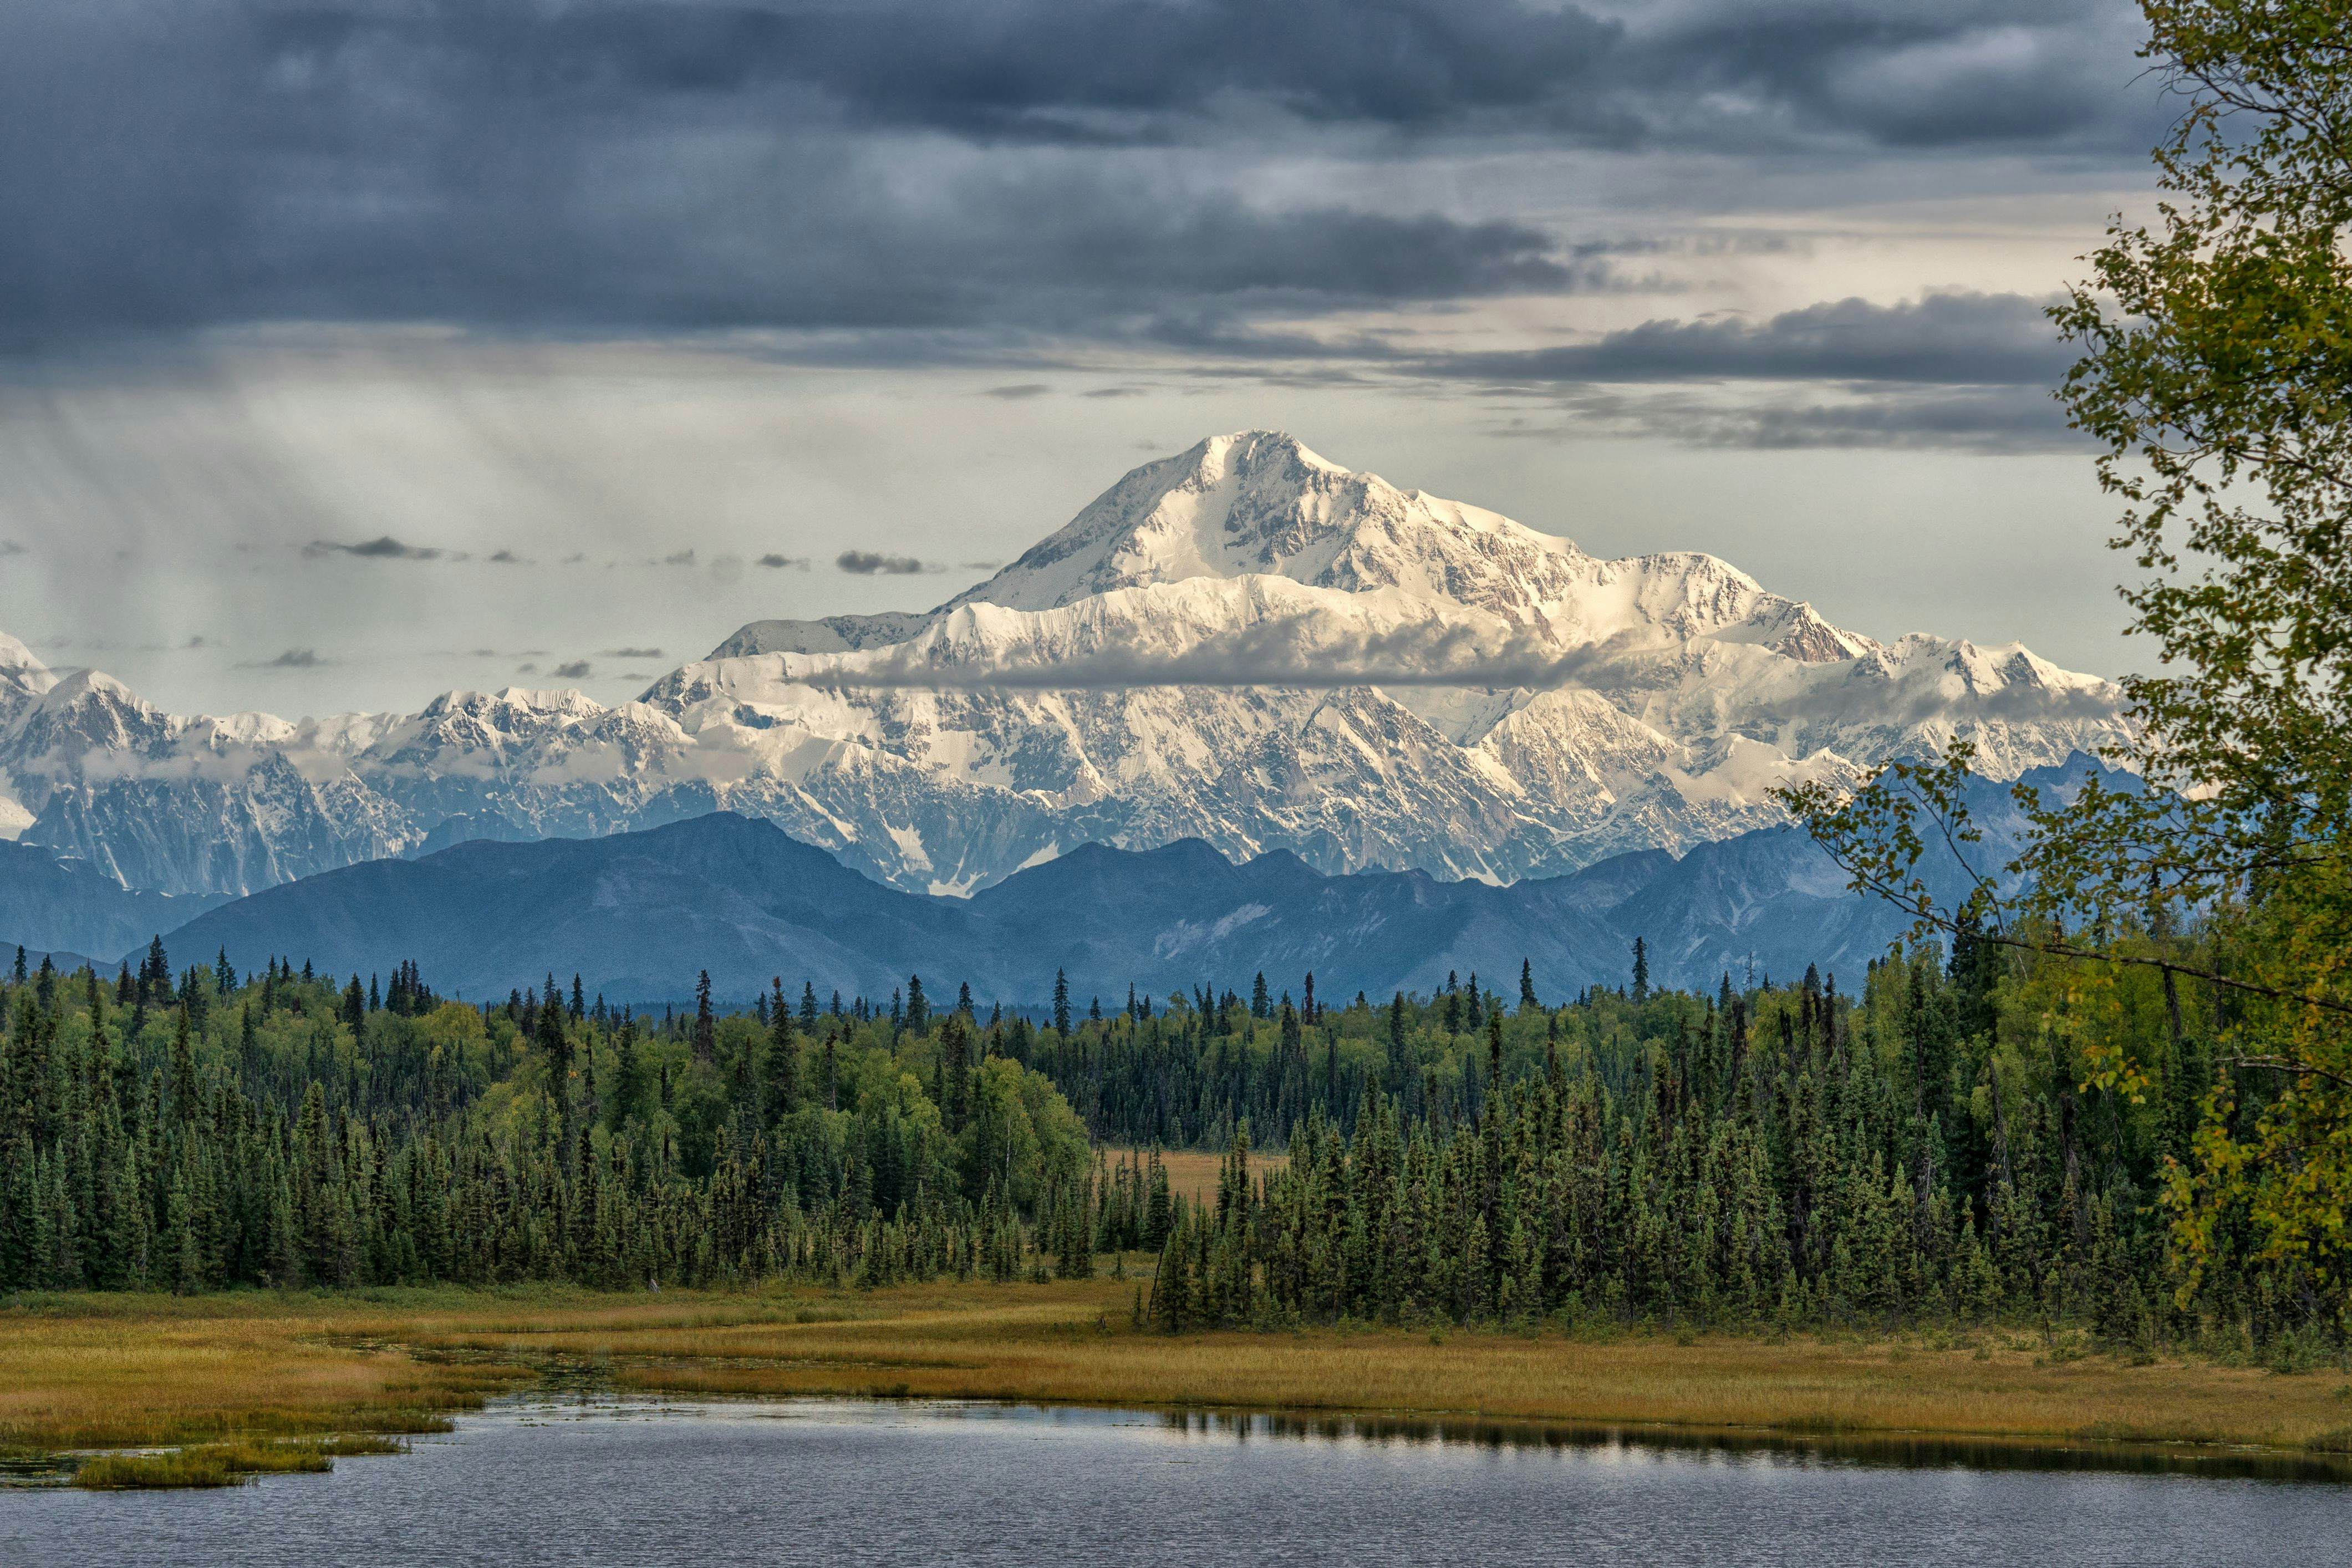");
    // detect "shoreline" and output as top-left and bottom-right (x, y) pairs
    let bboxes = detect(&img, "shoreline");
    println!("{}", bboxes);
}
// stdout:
(7, 1274), (2350, 1486)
